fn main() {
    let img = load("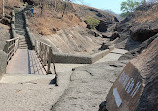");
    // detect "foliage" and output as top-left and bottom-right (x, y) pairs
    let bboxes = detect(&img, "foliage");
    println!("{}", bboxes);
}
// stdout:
(85, 16), (100, 30)
(120, 0), (143, 18)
